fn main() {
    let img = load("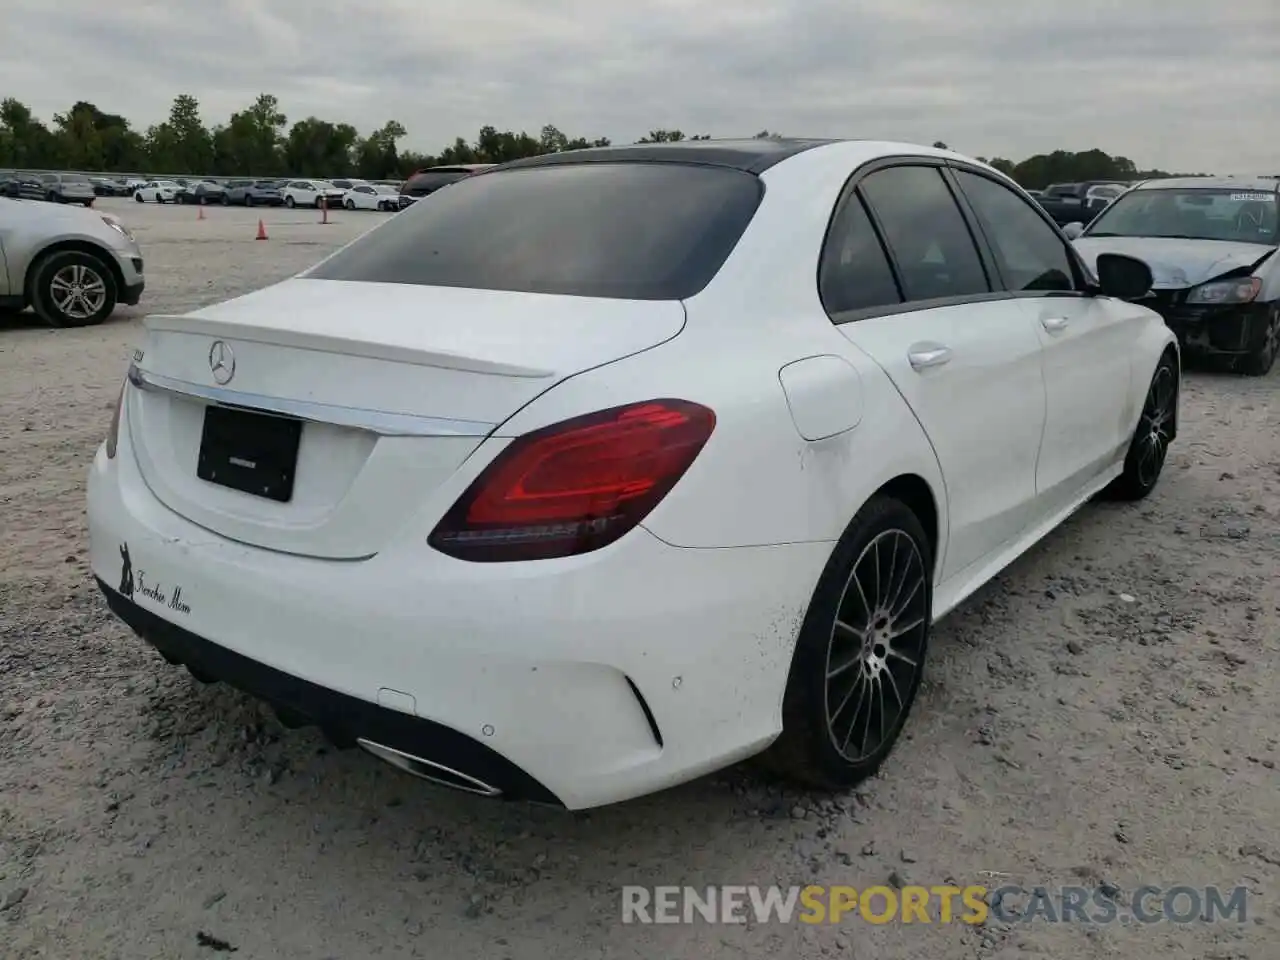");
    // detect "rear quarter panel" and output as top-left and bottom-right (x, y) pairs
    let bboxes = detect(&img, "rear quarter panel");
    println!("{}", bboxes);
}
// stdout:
(494, 321), (947, 557)
(480, 140), (950, 562)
